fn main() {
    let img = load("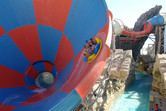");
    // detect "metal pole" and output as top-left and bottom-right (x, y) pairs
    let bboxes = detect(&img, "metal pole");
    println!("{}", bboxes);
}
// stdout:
(164, 25), (166, 54)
